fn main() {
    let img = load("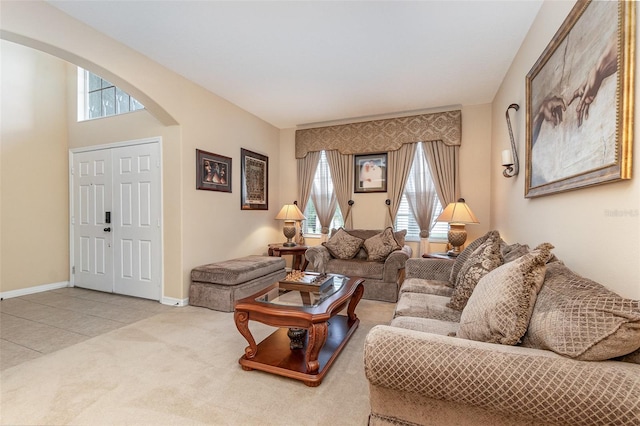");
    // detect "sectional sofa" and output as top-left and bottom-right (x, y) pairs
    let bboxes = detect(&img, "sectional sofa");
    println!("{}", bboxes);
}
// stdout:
(364, 231), (640, 425)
